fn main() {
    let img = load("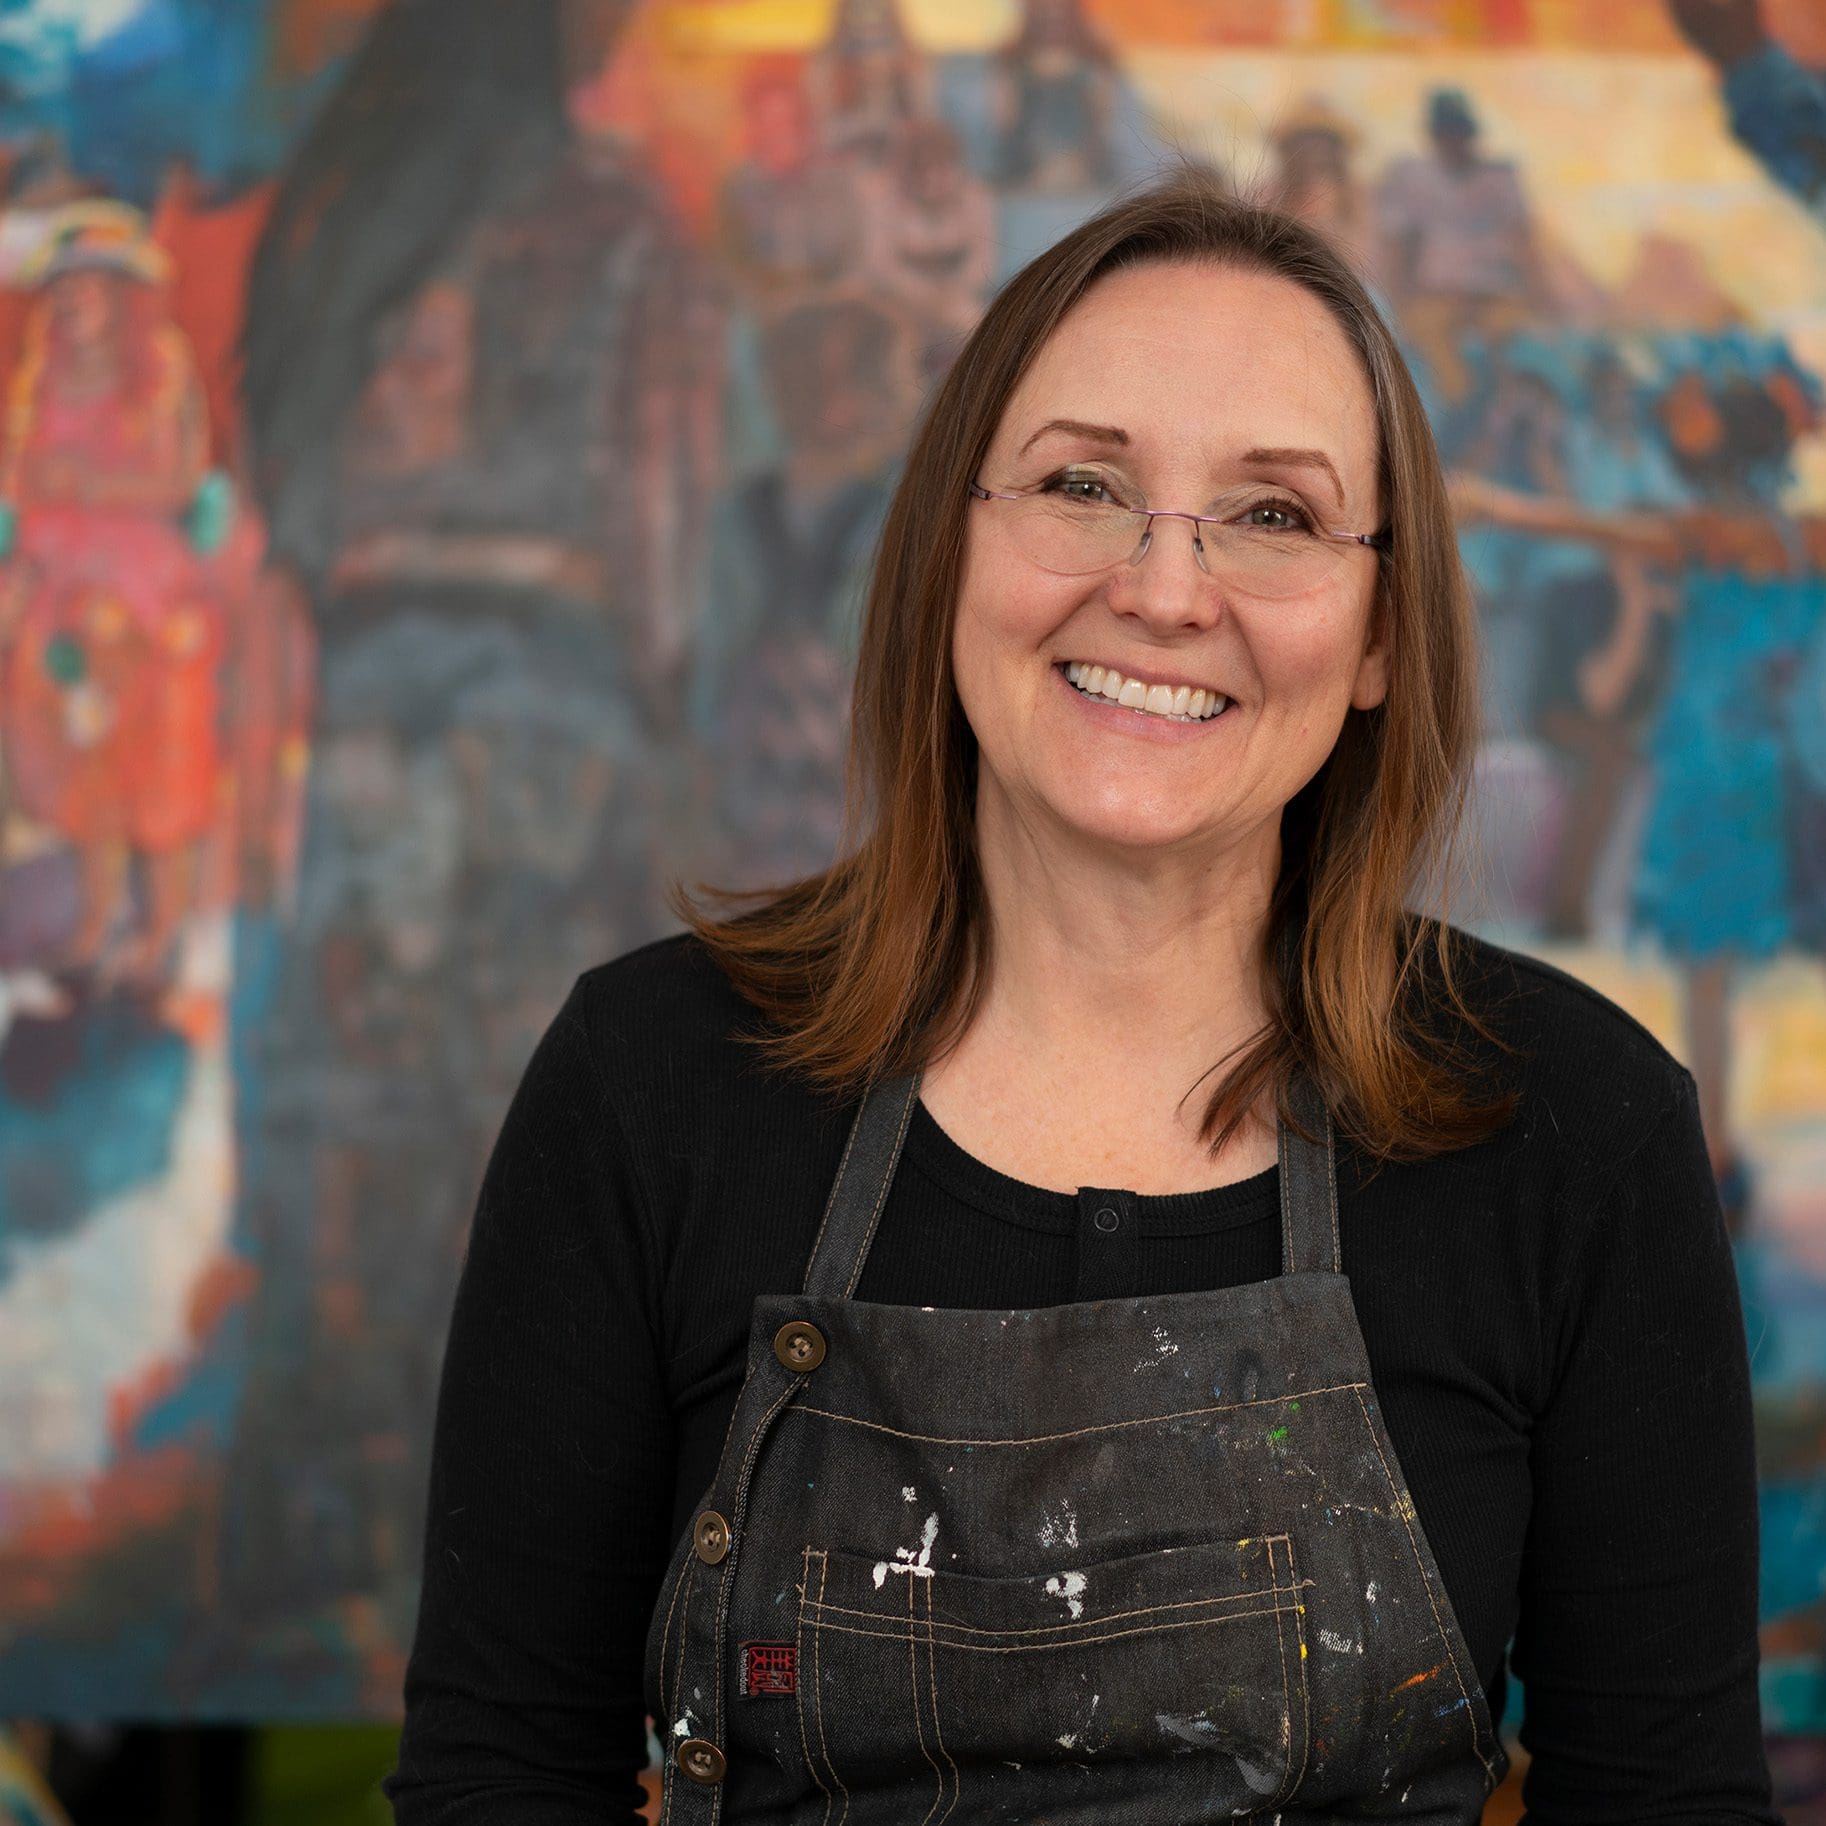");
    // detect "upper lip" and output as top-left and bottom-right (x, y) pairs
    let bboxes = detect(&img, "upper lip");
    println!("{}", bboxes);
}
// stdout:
(1059, 658), (1229, 698)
